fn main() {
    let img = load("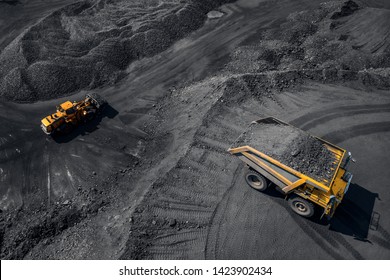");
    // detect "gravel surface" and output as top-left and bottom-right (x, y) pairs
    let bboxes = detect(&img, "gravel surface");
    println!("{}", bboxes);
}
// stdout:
(1, 0), (390, 261)
(0, 0), (234, 102)
(224, 0), (390, 90)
